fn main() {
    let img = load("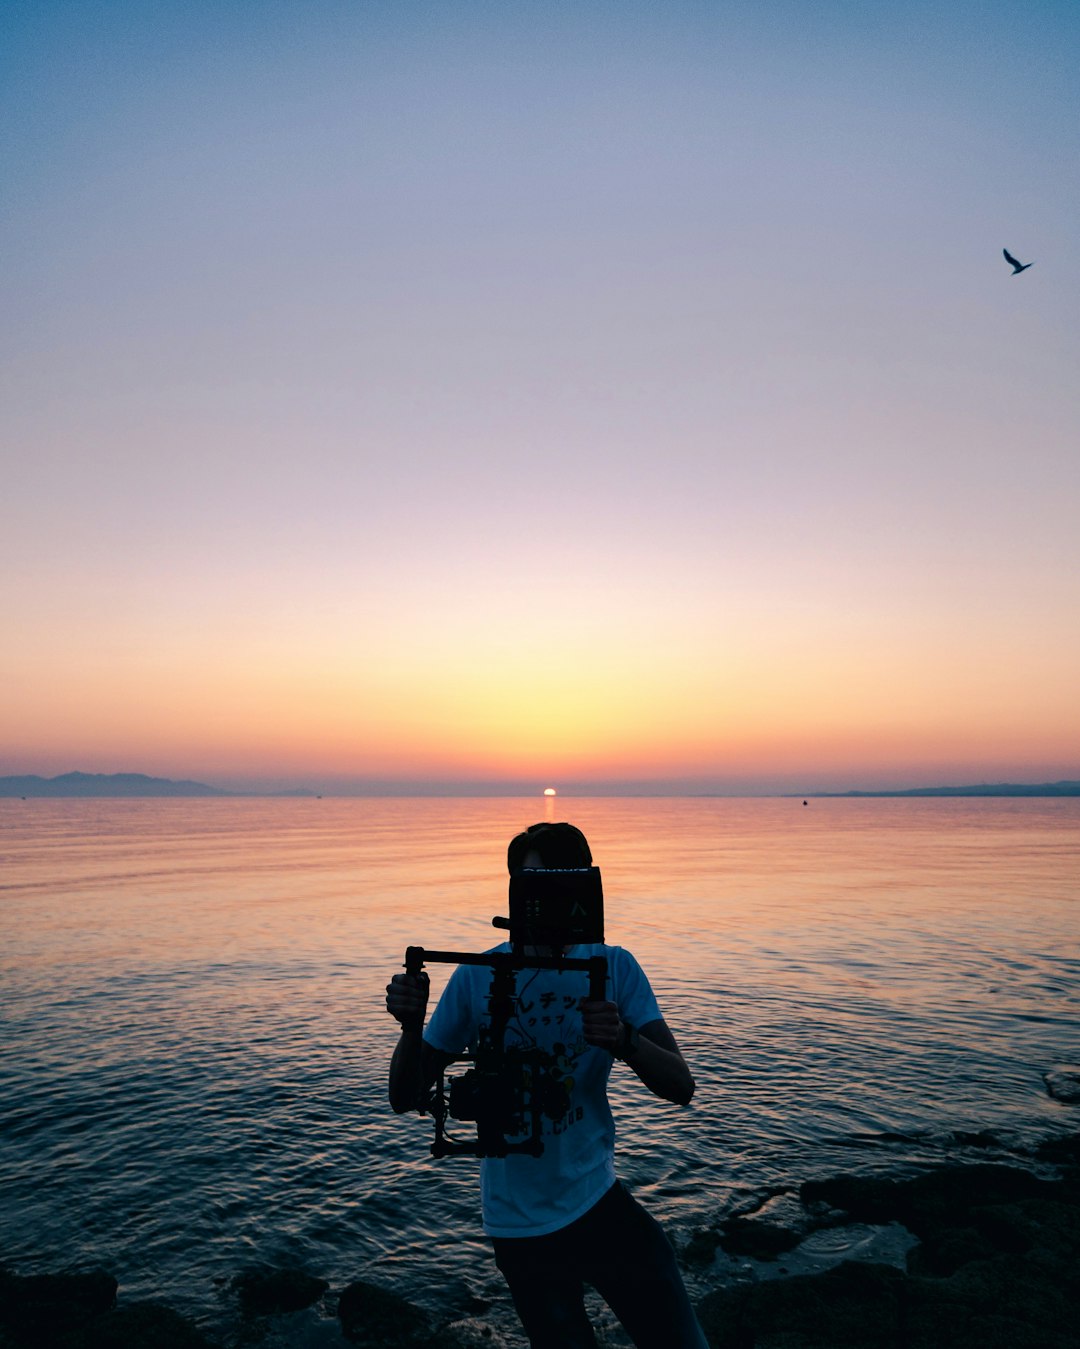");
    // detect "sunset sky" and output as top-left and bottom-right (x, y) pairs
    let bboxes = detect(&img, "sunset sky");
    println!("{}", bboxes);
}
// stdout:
(2, 0), (1078, 794)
